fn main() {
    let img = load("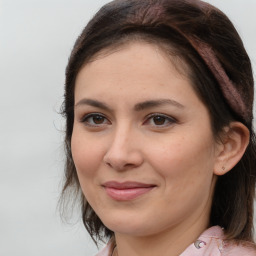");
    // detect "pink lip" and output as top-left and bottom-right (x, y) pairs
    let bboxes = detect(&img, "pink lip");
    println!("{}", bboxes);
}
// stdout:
(102, 181), (156, 201)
